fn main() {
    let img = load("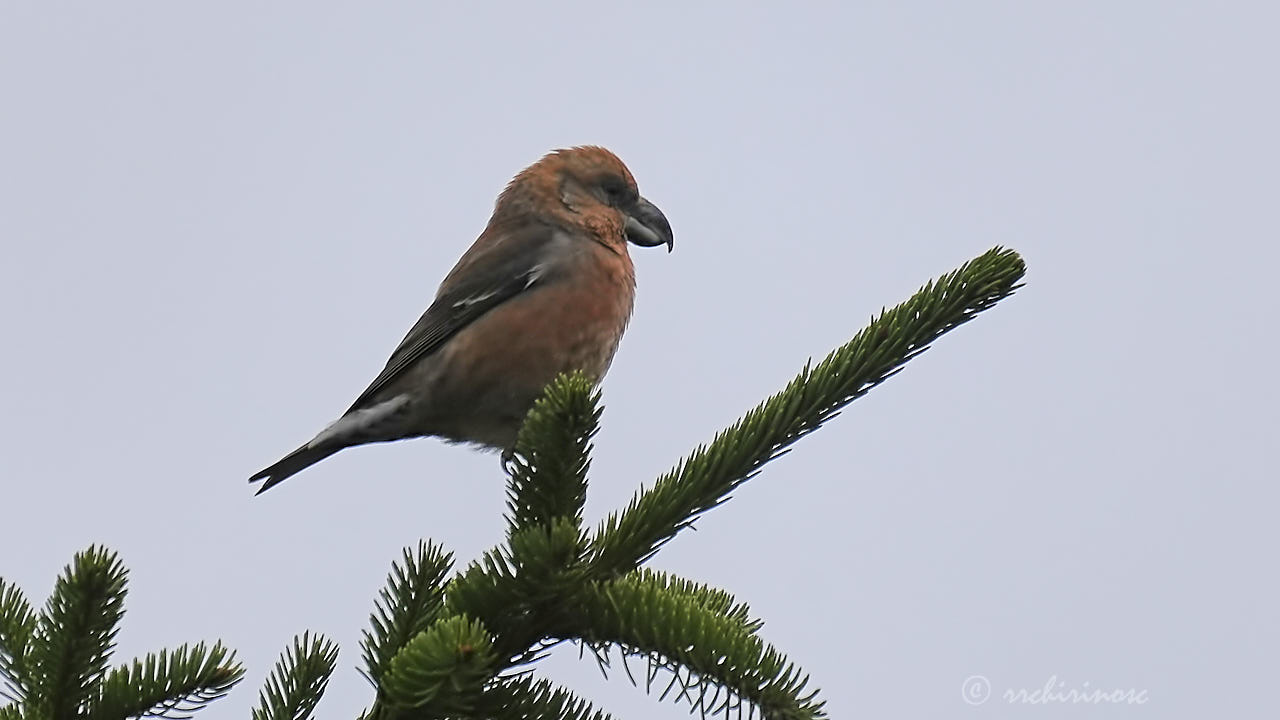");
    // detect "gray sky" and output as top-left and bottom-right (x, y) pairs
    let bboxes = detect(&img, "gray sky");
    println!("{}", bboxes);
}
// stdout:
(2, 2), (1276, 718)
